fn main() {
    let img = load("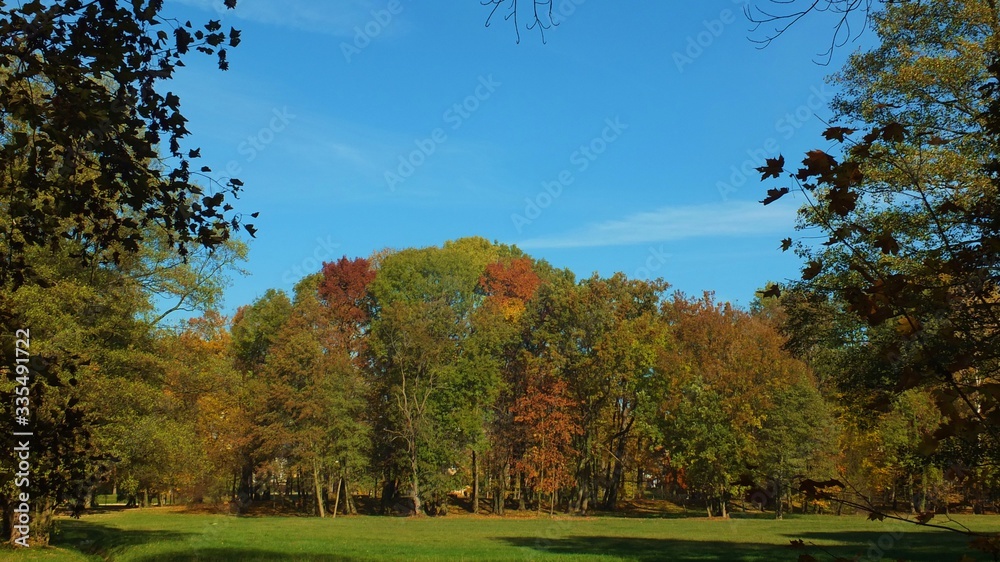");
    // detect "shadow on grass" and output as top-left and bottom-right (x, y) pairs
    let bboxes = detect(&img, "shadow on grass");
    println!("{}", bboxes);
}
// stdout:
(54, 520), (363, 562)
(129, 549), (359, 561)
(788, 529), (985, 561)
(54, 518), (193, 558)
(501, 530), (986, 562)
(500, 536), (779, 561)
